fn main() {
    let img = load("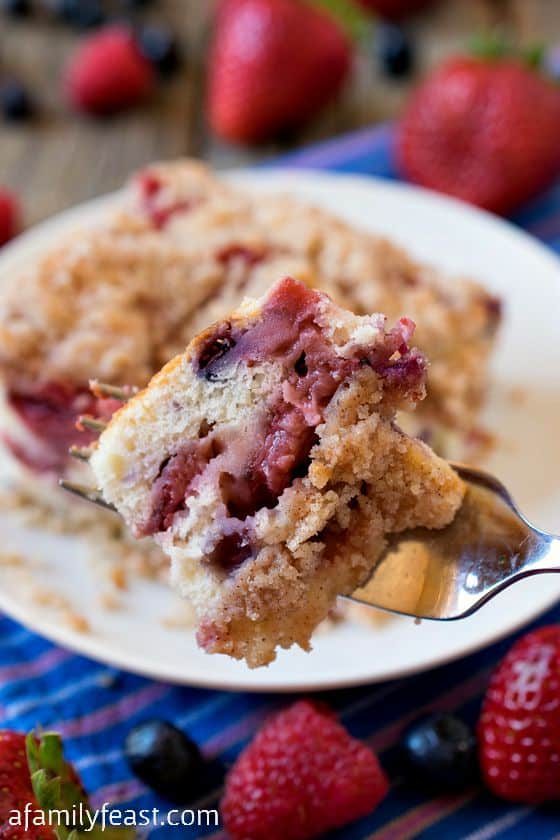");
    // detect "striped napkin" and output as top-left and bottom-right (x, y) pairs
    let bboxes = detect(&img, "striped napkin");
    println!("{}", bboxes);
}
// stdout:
(1, 123), (560, 839)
